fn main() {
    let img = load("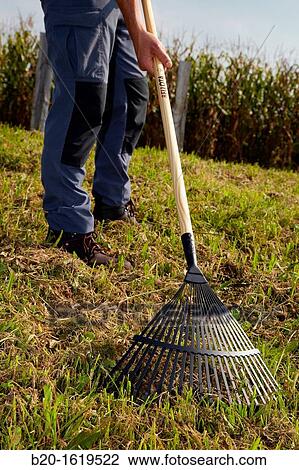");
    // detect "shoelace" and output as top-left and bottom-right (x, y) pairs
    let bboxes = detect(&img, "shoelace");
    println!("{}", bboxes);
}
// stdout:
(125, 199), (136, 218)
(84, 232), (107, 258)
